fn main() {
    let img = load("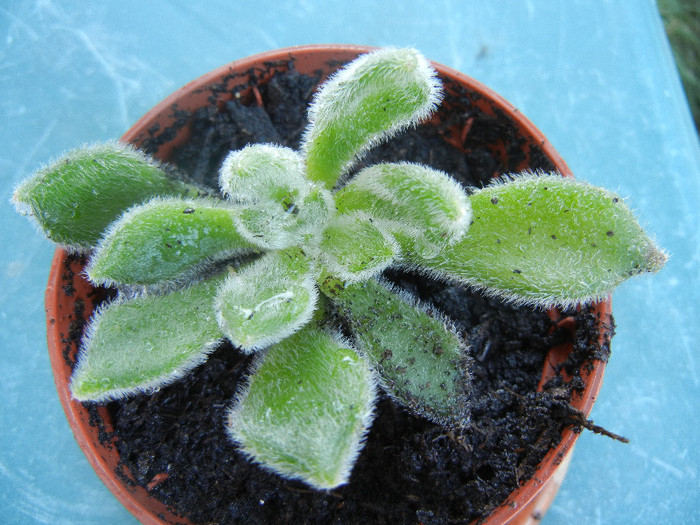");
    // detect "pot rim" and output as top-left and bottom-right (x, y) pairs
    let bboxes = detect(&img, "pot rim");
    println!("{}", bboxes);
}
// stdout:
(45, 44), (610, 525)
